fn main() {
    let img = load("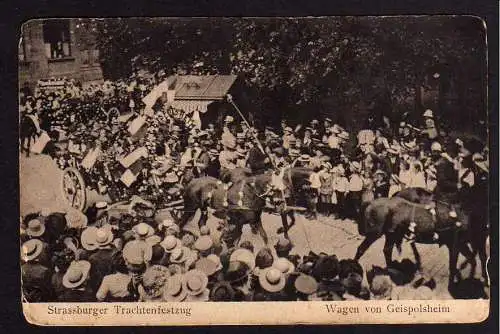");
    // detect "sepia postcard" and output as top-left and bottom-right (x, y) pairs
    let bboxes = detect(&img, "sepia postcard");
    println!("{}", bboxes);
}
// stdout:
(19, 16), (490, 325)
